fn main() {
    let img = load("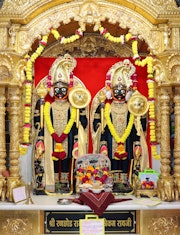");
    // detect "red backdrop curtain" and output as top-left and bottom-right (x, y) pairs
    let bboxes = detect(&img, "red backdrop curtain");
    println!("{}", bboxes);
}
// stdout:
(34, 57), (151, 166)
